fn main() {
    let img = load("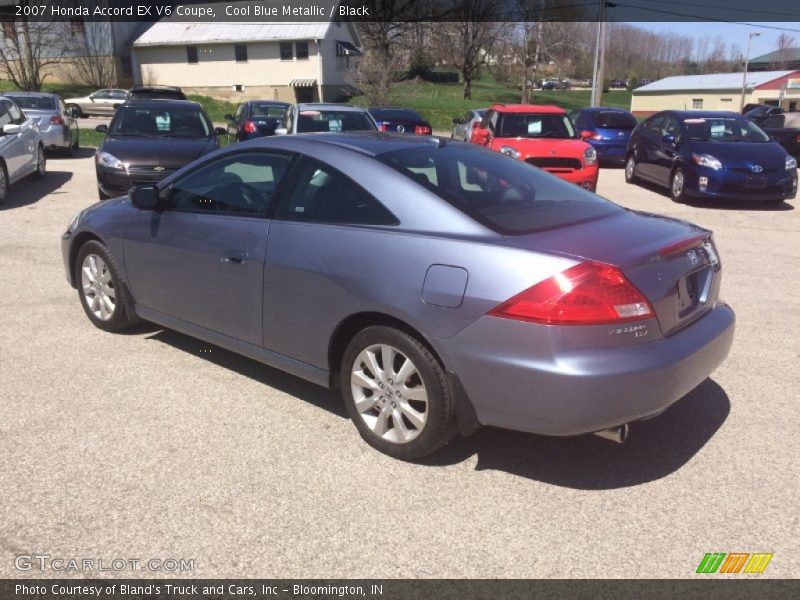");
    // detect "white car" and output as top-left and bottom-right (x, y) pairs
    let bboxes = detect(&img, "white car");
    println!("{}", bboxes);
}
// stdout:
(0, 96), (45, 206)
